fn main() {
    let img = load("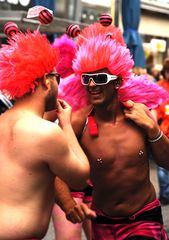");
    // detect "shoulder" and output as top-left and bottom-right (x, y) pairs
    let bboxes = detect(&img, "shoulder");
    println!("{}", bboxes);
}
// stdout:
(15, 116), (66, 149)
(72, 105), (92, 137)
